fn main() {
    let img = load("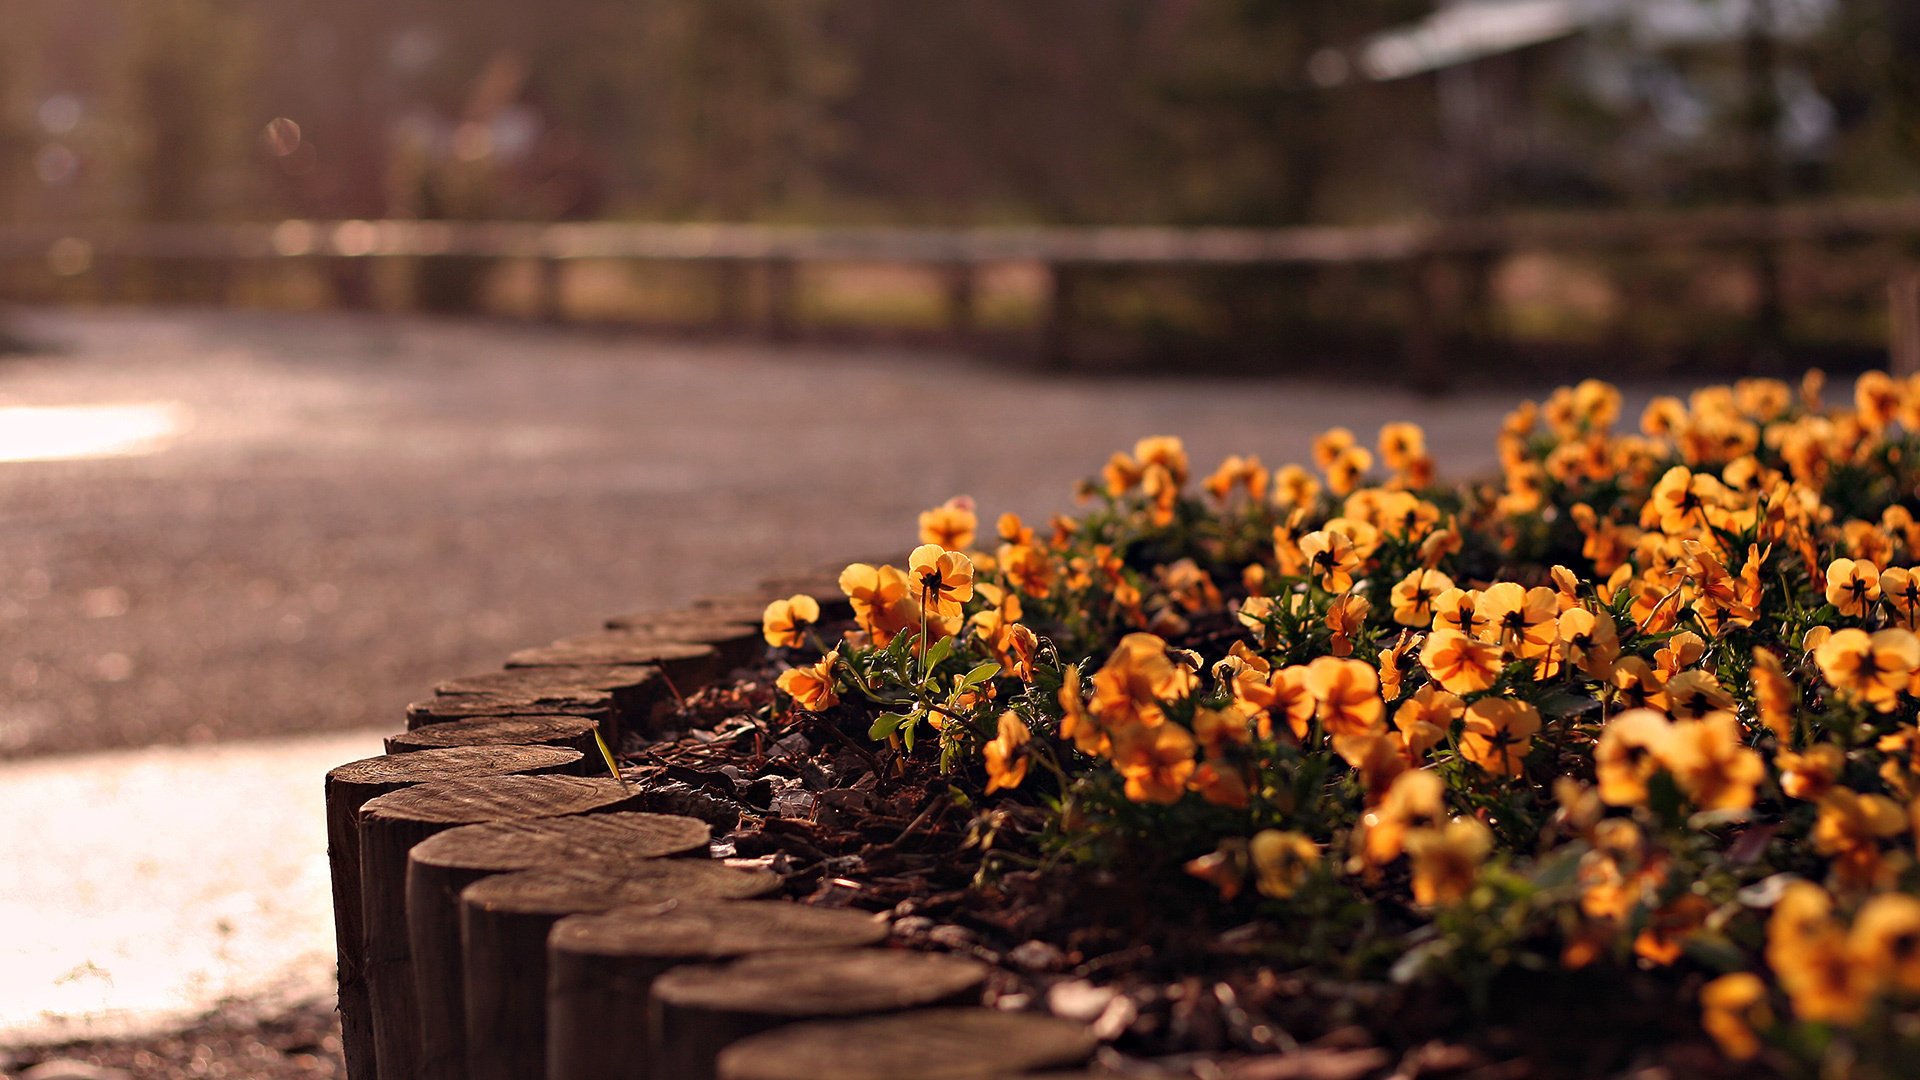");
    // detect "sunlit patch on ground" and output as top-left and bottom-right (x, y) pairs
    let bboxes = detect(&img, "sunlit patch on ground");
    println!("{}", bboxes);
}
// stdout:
(0, 403), (185, 463)
(0, 728), (385, 1042)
